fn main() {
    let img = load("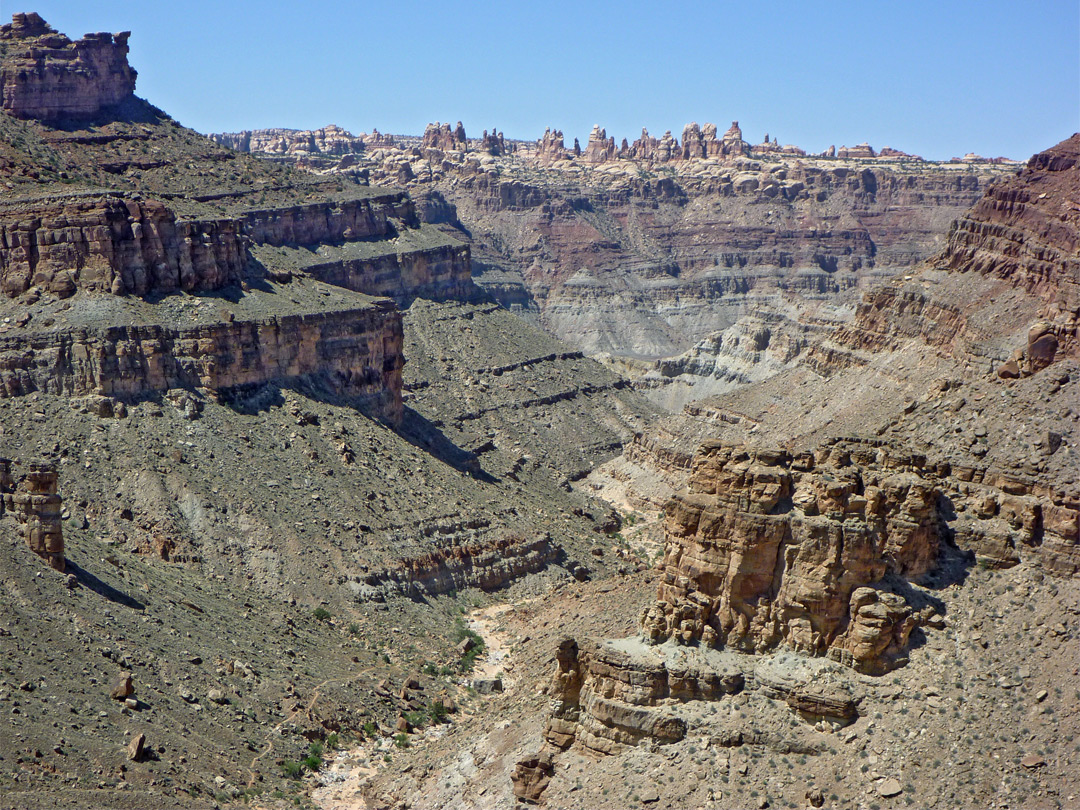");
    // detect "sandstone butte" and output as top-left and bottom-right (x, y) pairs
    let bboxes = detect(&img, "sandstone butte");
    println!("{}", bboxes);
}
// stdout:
(0, 11), (1078, 810)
